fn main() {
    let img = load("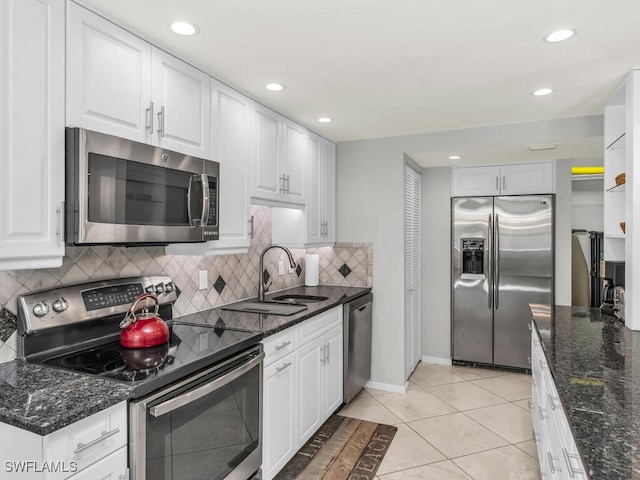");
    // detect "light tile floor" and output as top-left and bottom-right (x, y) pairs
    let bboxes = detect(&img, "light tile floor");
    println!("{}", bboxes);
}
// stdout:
(338, 362), (540, 480)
